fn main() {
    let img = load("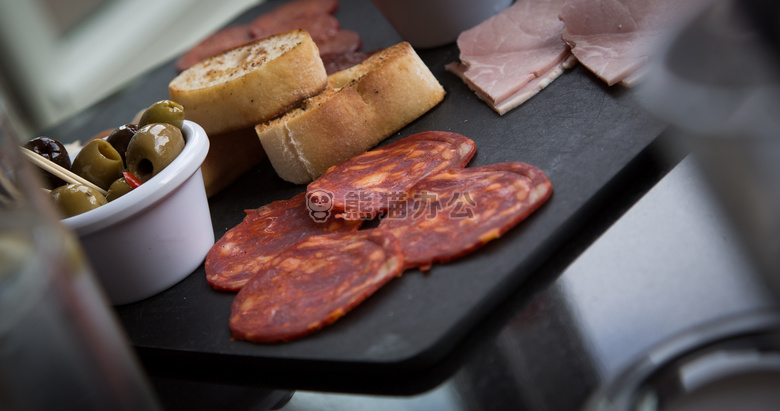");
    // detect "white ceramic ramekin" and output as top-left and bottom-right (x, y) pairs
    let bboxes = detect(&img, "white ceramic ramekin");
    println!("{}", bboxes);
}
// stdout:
(62, 120), (213, 305)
